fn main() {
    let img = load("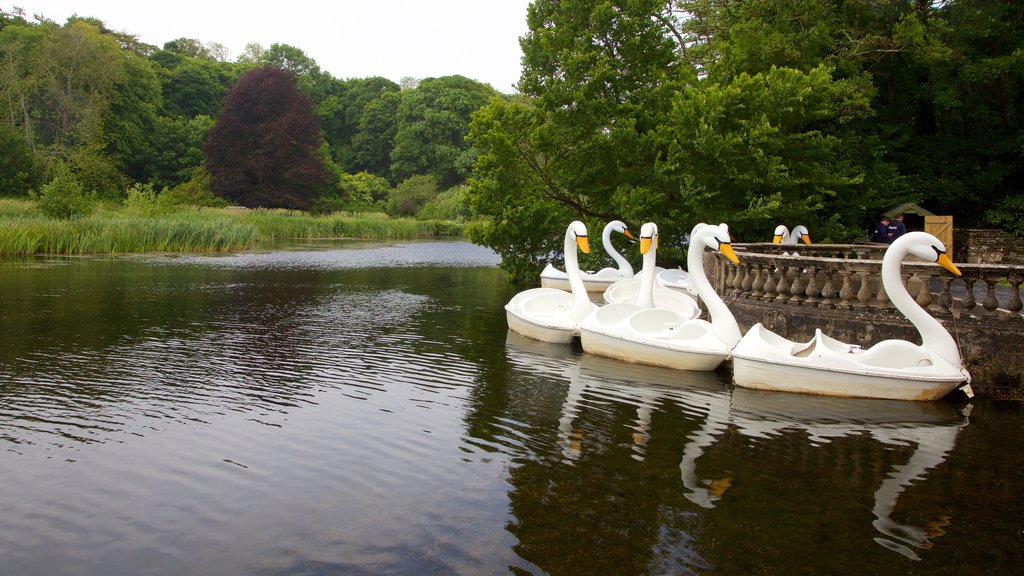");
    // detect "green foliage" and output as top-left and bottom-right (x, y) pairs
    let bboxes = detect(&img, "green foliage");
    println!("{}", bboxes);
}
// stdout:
(158, 166), (227, 208)
(122, 182), (161, 215)
(144, 114), (214, 189)
(31, 163), (97, 219)
(337, 171), (392, 211)
(416, 185), (473, 221)
(387, 175), (438, 217)
(0, 124), (35, 195)
(987, 195), (1024, 237)
(66, 144), (131, 200)
(654, 65), (883, 241)
(390, 76), (499, 187)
